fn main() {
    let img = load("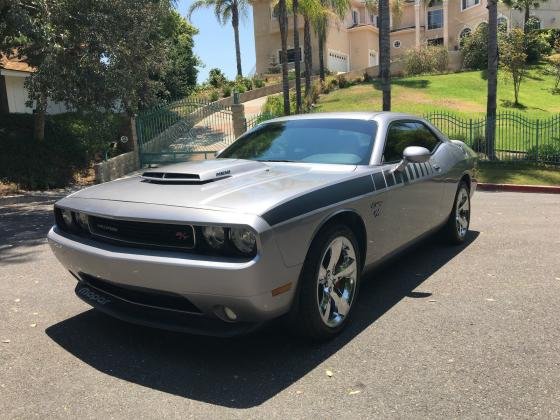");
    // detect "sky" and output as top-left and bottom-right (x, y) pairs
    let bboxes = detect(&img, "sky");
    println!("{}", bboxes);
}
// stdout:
(177, 0), (257, 84)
